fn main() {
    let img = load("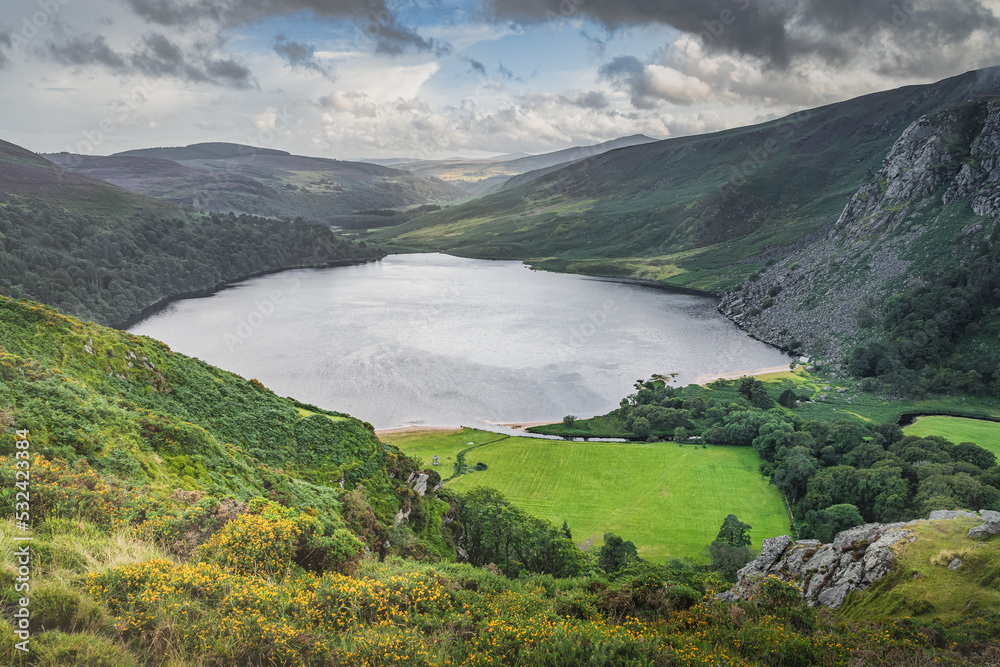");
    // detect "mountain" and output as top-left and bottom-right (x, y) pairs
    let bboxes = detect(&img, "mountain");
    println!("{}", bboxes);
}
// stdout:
(0, 138), (384, 326)
(721, 92), (1000, 394)
(368, 134), (658, 195)
(376, 67), (1000, 294)
(45, 142), (465, 221)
